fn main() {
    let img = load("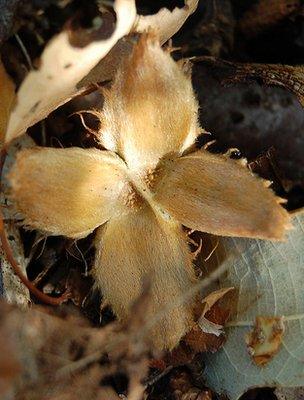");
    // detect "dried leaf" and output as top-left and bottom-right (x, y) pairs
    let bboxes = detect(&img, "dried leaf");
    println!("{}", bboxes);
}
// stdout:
(200, 287), (234, 316)
(231, 63), (304, 107)
(135, 0), (199, 45)
(203, 212), (304, 399)
(6, 0), (137, 142)
(184, 303), (230, 353)
(198, 317), (224, 337)
(197, 287), (233, 336)
(246, 316), (285, 366)
(0, 61), (15, 144)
